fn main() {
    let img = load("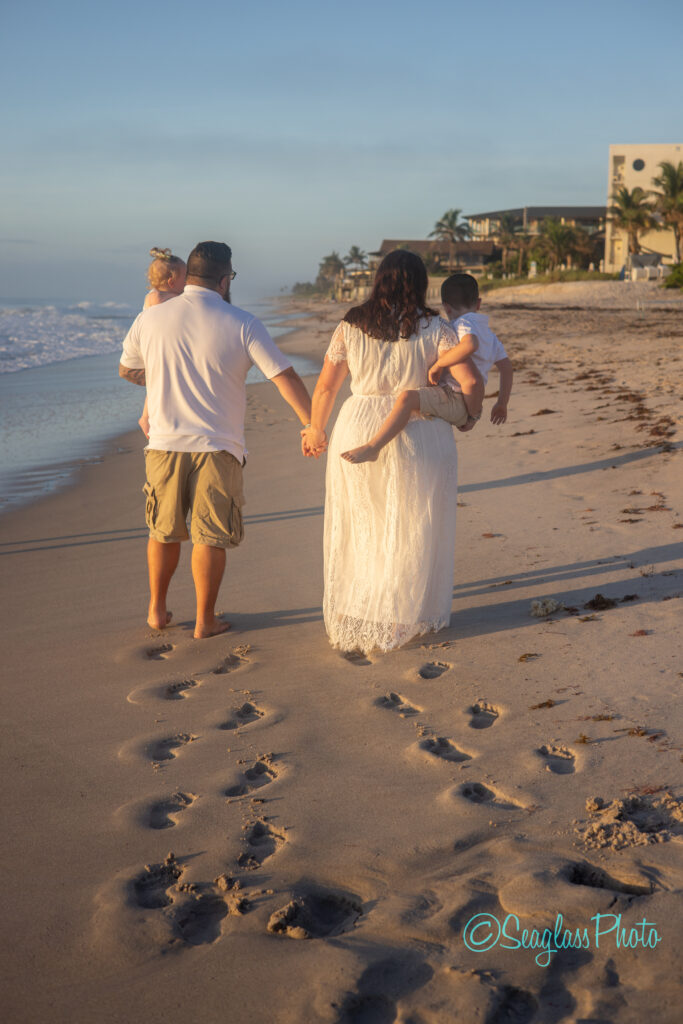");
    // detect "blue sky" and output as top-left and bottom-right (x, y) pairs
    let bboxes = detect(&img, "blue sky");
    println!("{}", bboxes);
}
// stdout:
(1, 0), (681, 304)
